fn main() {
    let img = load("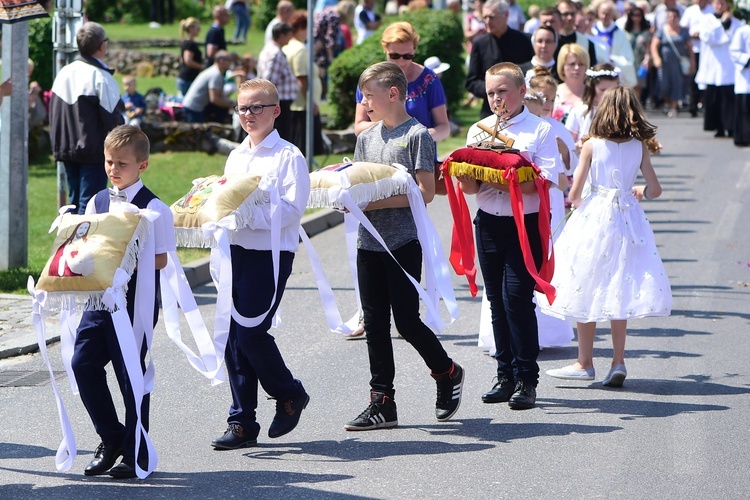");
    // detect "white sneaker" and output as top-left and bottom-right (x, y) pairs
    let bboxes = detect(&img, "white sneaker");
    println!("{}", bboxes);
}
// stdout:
(546, 365), (595, 380)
